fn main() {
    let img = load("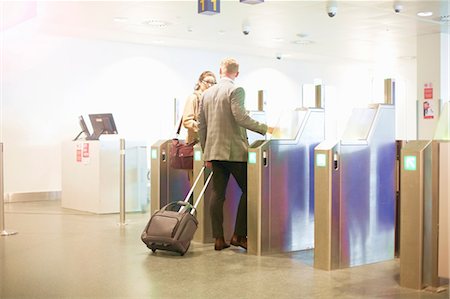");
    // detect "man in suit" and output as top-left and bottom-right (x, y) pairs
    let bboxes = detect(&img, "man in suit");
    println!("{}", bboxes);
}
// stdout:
(198, 58), (274, 251)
